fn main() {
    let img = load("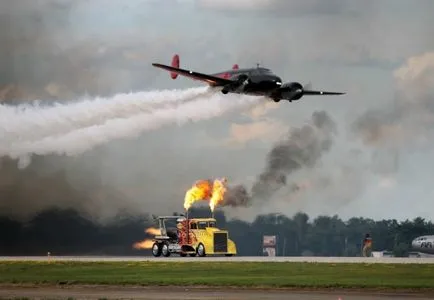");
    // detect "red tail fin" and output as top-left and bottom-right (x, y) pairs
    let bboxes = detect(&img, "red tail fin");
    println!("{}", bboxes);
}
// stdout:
(171, 54), (180, 79)
(232, 64), (239, 70)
